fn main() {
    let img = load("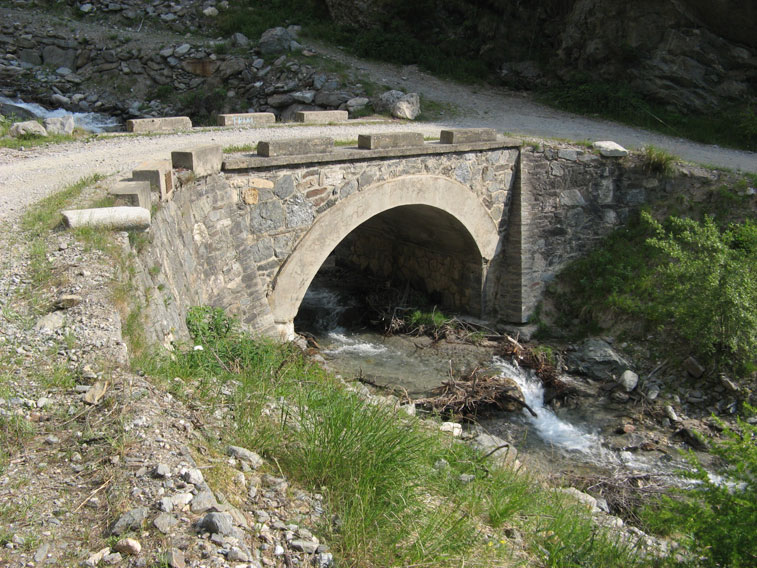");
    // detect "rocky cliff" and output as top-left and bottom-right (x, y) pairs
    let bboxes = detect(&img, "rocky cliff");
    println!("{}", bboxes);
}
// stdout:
(324, 0), (757, 113)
